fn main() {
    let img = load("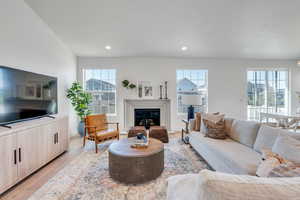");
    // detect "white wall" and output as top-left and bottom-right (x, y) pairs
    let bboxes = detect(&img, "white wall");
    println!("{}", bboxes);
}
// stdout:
(0, 0), (77, 136)
(78, 57), (300, 131)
